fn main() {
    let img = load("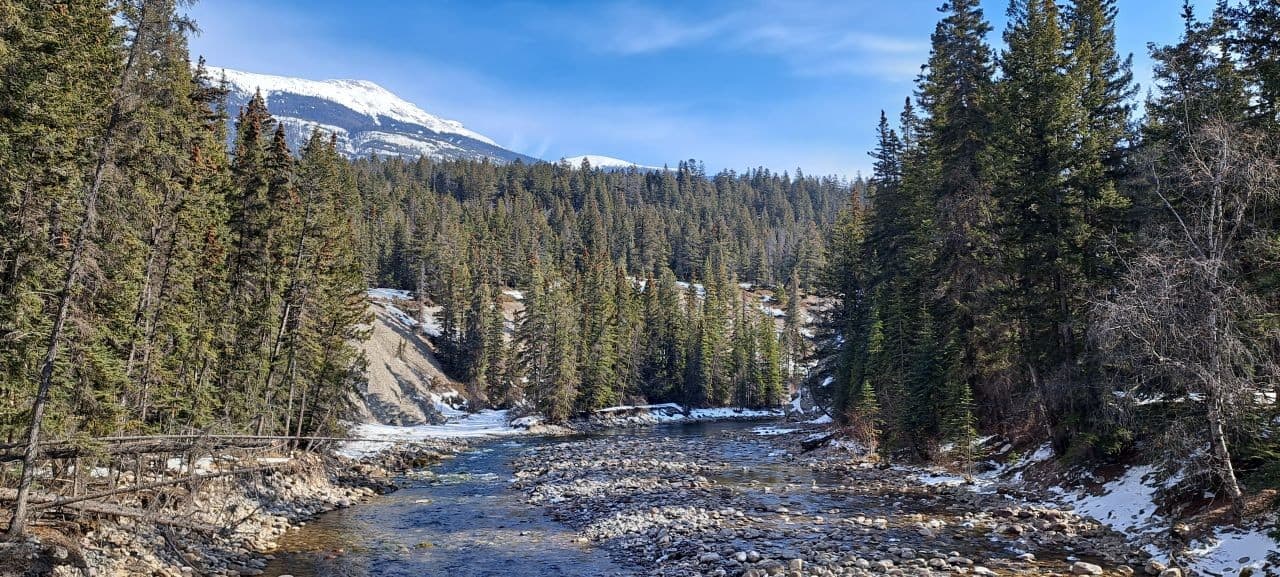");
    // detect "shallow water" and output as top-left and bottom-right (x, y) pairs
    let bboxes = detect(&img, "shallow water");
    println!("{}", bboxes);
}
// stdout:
(263, 421), (768, 577)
